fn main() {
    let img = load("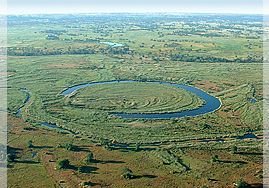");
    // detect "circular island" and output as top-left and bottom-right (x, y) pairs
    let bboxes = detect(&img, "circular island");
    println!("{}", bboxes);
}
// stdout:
(61, 80), (221, 119)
